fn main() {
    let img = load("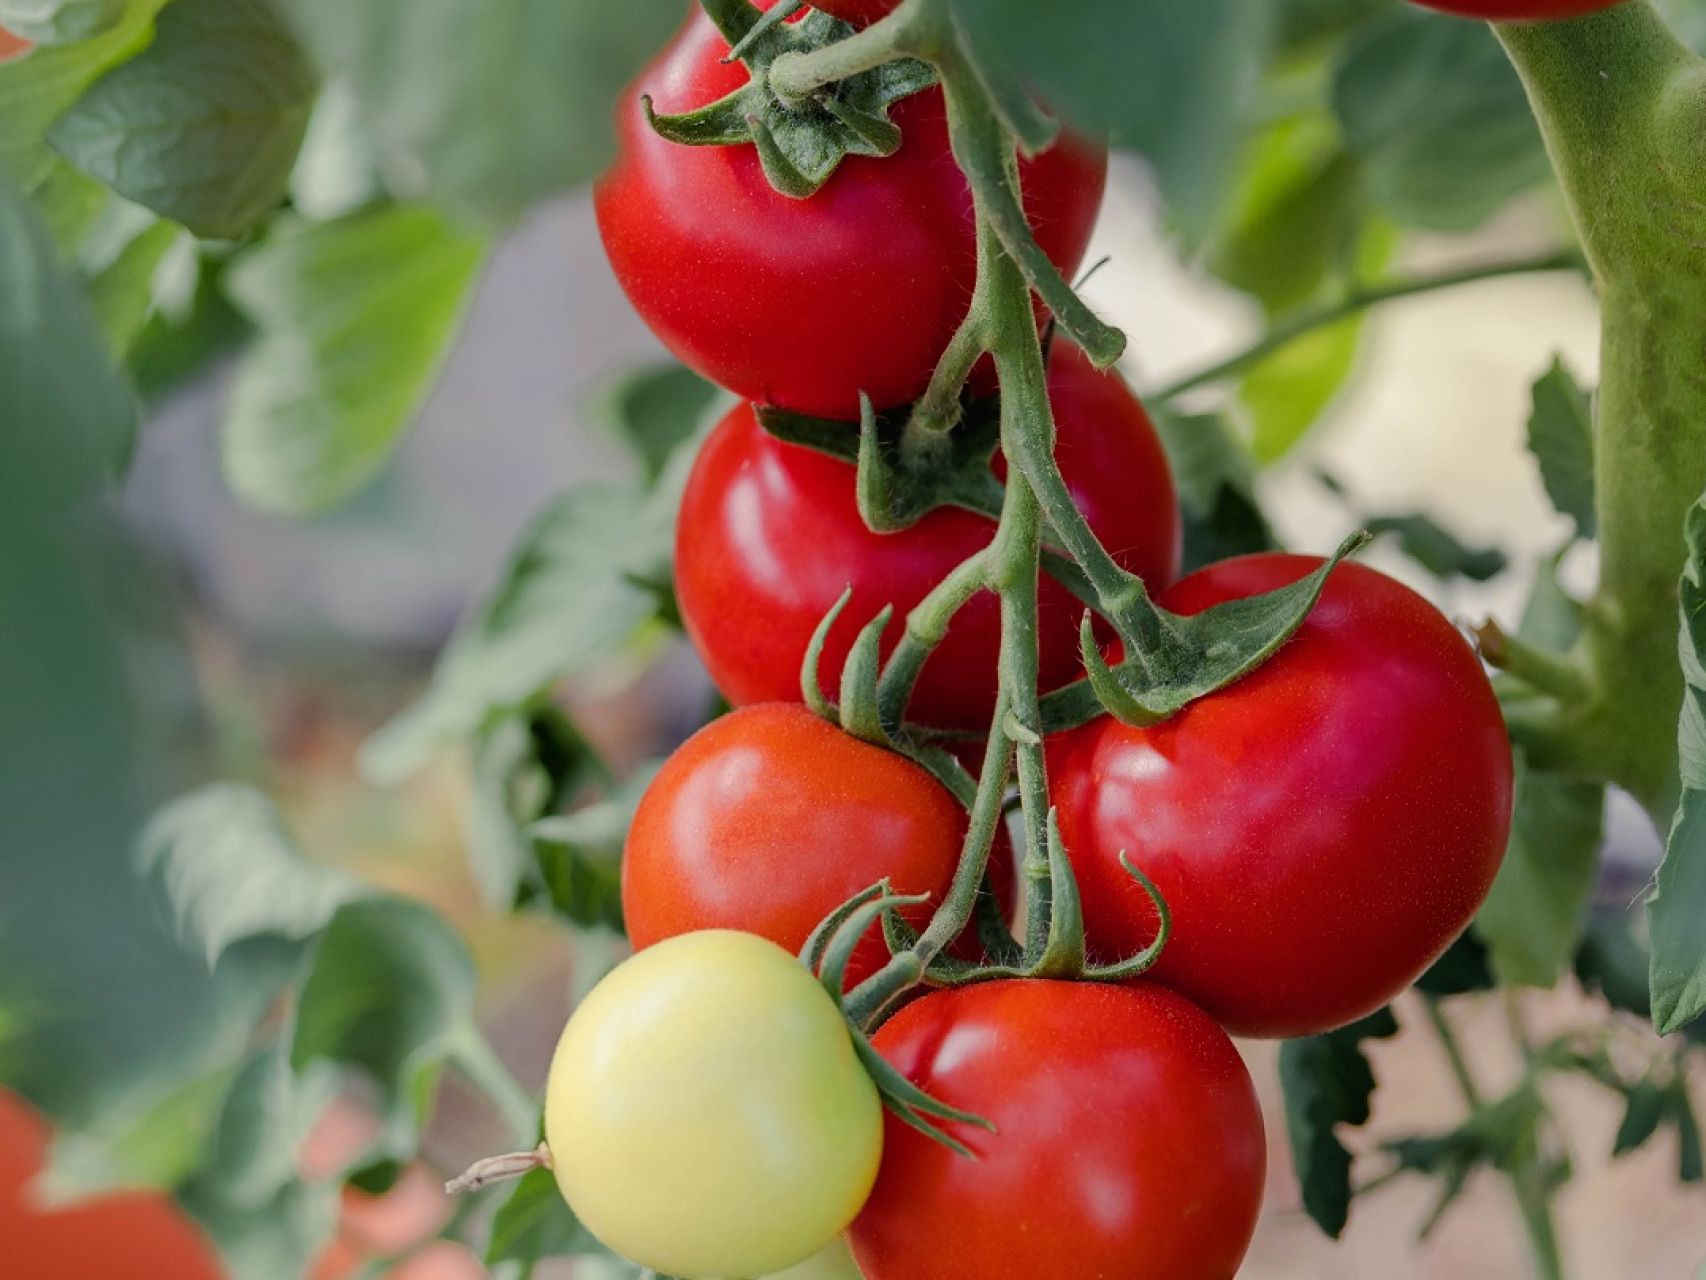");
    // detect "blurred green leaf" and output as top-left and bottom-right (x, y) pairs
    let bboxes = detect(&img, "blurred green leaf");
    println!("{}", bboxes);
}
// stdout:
(1275, 0), (1394, 54)
(1211, 116), (1364, 317)
(1651, 498), (1706, 1034)
(1474, 753), (1604, 988)
(136, 783), (362, 968)
(1613, 1079), (1669, 1156)
(468, 707), (607, 910)
(1151, 409), (1277, 574)
(1415, 930), (1495, 997)
(49, 0), (317, 238)
(487, 1167), (604, 1268)
(1386, 1084), (1549, 1235)
(529, 768), (656, 935)
(0, 0), (164, 195)
(83, 213), (178, 354)
(1526, 358), (1596, 539)
(289, 898), (475, 1151)
(0, 0), (124, 45)
(0, 166), (134, 508)
(589, 362), (720, 487)
(275, 0), (687, 226)
(221, 204), (486, 515)
(951, 0), (1273, 230)
(1672, 1081), (1703, 1183)
(180, 1176), (340, 1280)
(1331, 10), (1549, 231)
(1279, 1008), (1399, 1238)
(194, 1050), (331, 1211)
(1365, 512), (1507, 582)
(1242, 318), (1362, 462)
(363, 479), (678, 781)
